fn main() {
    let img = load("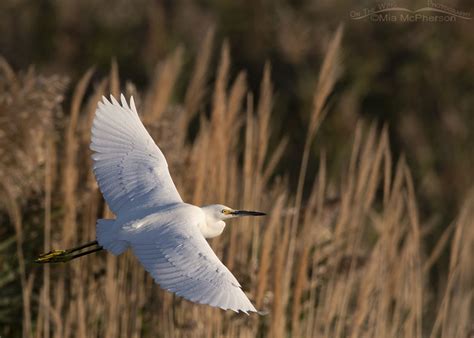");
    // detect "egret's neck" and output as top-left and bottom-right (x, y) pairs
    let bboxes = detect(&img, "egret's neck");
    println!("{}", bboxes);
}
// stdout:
(198, 206), (227, 238)
(198, 204), (229, 238)
(198, 220), (226, 238)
